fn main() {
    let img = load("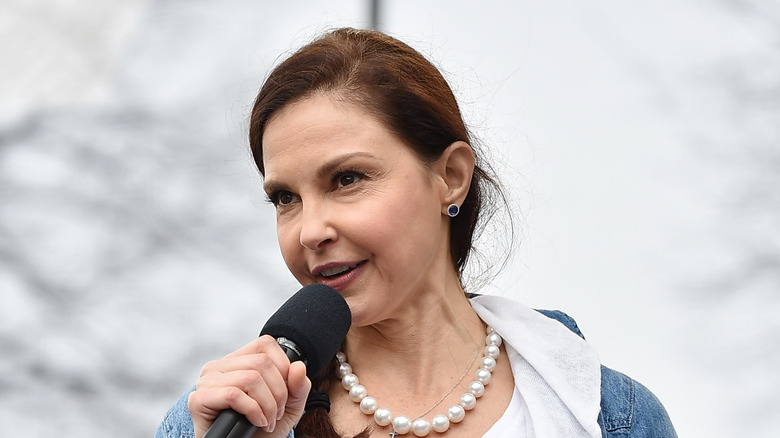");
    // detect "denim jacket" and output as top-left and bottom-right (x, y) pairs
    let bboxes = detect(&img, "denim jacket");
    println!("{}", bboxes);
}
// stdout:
(155, 310), (676, 438)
